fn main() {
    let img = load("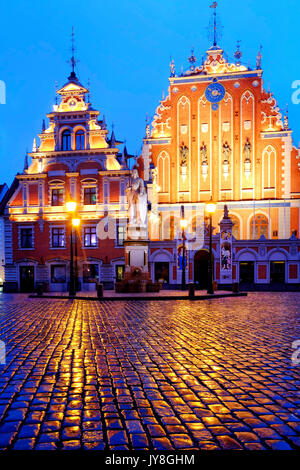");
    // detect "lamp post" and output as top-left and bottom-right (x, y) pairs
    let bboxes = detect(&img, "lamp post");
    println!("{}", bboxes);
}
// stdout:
(72, 217), (80, 293)
(205, 198), (216, 295)
(180, 205), (188, 291)
(66, 201), (77, 297)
